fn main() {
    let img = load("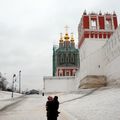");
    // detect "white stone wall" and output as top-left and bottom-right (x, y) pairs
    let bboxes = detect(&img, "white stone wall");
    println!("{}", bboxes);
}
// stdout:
(83, 48), (104, 75)
(75, 48), (105, 88)
(77, 38), (106, 82)
(103, 26), (120, 85)
(76, 25), (120, 87)
(80, 38), (106, 61)
(43, 76), (75, 92)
